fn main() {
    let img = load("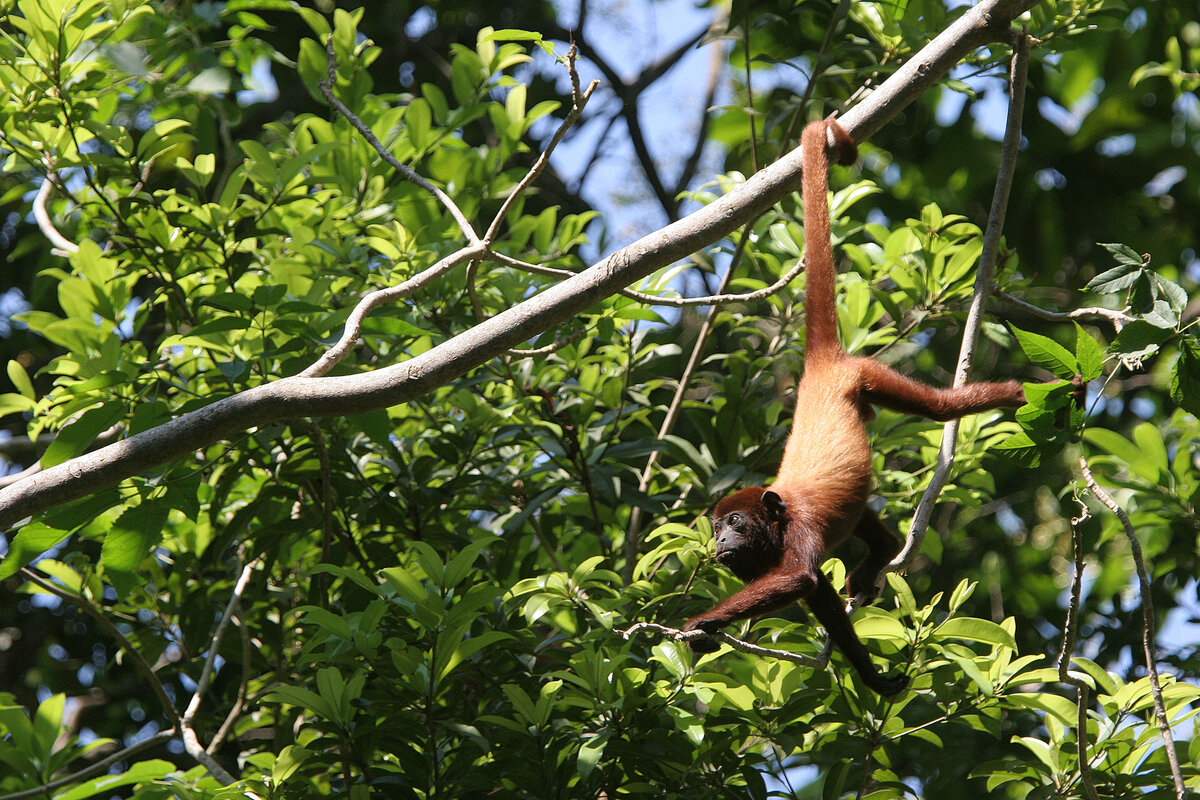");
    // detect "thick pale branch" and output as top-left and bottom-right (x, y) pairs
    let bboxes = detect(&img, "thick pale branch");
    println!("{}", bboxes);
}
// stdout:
(0, 0), (1040, 531)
